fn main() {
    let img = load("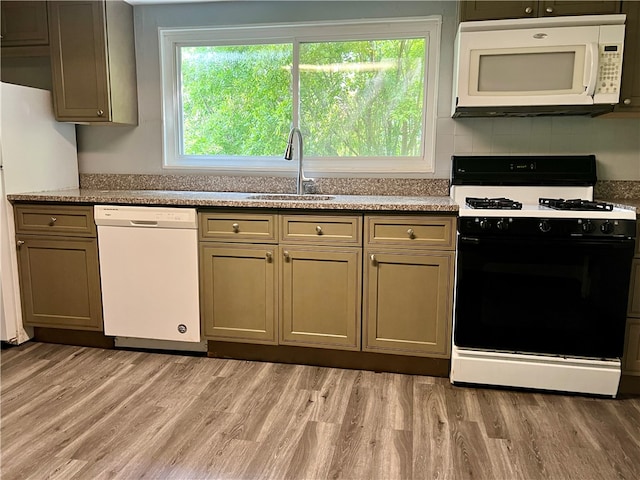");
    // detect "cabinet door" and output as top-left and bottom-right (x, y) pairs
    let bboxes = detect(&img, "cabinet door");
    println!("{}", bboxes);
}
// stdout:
(623, 320), (640, 375)
(200, 243), (277, 344)
(615, 1), (640, 114)
(459, 1), (538, 21)
(17, 236), (103, 331)
(540, 1), (621, 16)
(1, 1), (49, 47)
(364, 249), (454, 357)
(280, 246), (361, 351)
(628, 259), (640, 318)
(48, 1), (110, 122)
